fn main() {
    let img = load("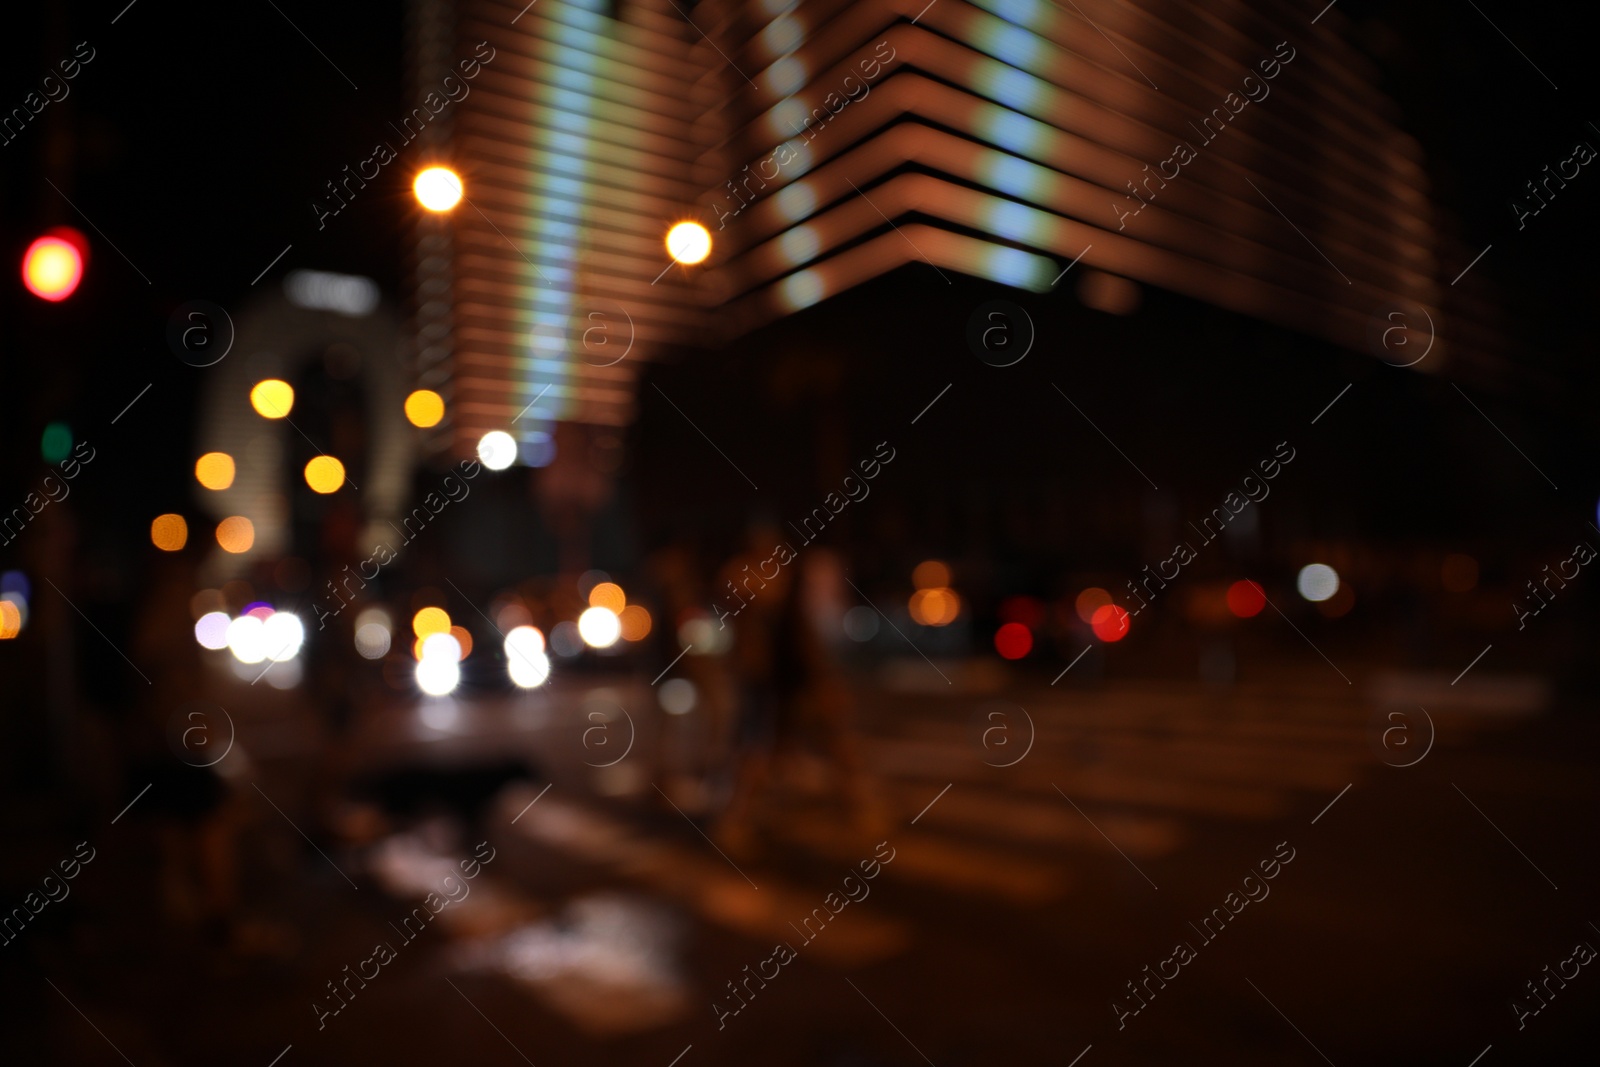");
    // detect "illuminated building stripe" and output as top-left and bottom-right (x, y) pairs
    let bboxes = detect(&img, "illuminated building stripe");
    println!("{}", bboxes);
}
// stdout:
(413, 0), (1498, 457)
